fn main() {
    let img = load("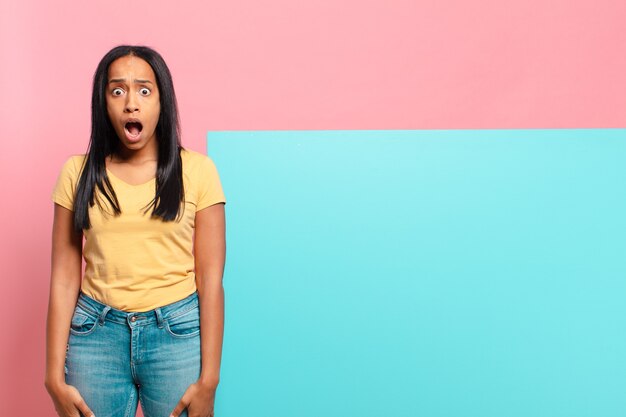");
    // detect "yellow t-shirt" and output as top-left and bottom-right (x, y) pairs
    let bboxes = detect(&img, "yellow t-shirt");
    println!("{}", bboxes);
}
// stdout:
(51, 148), (226, 312)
